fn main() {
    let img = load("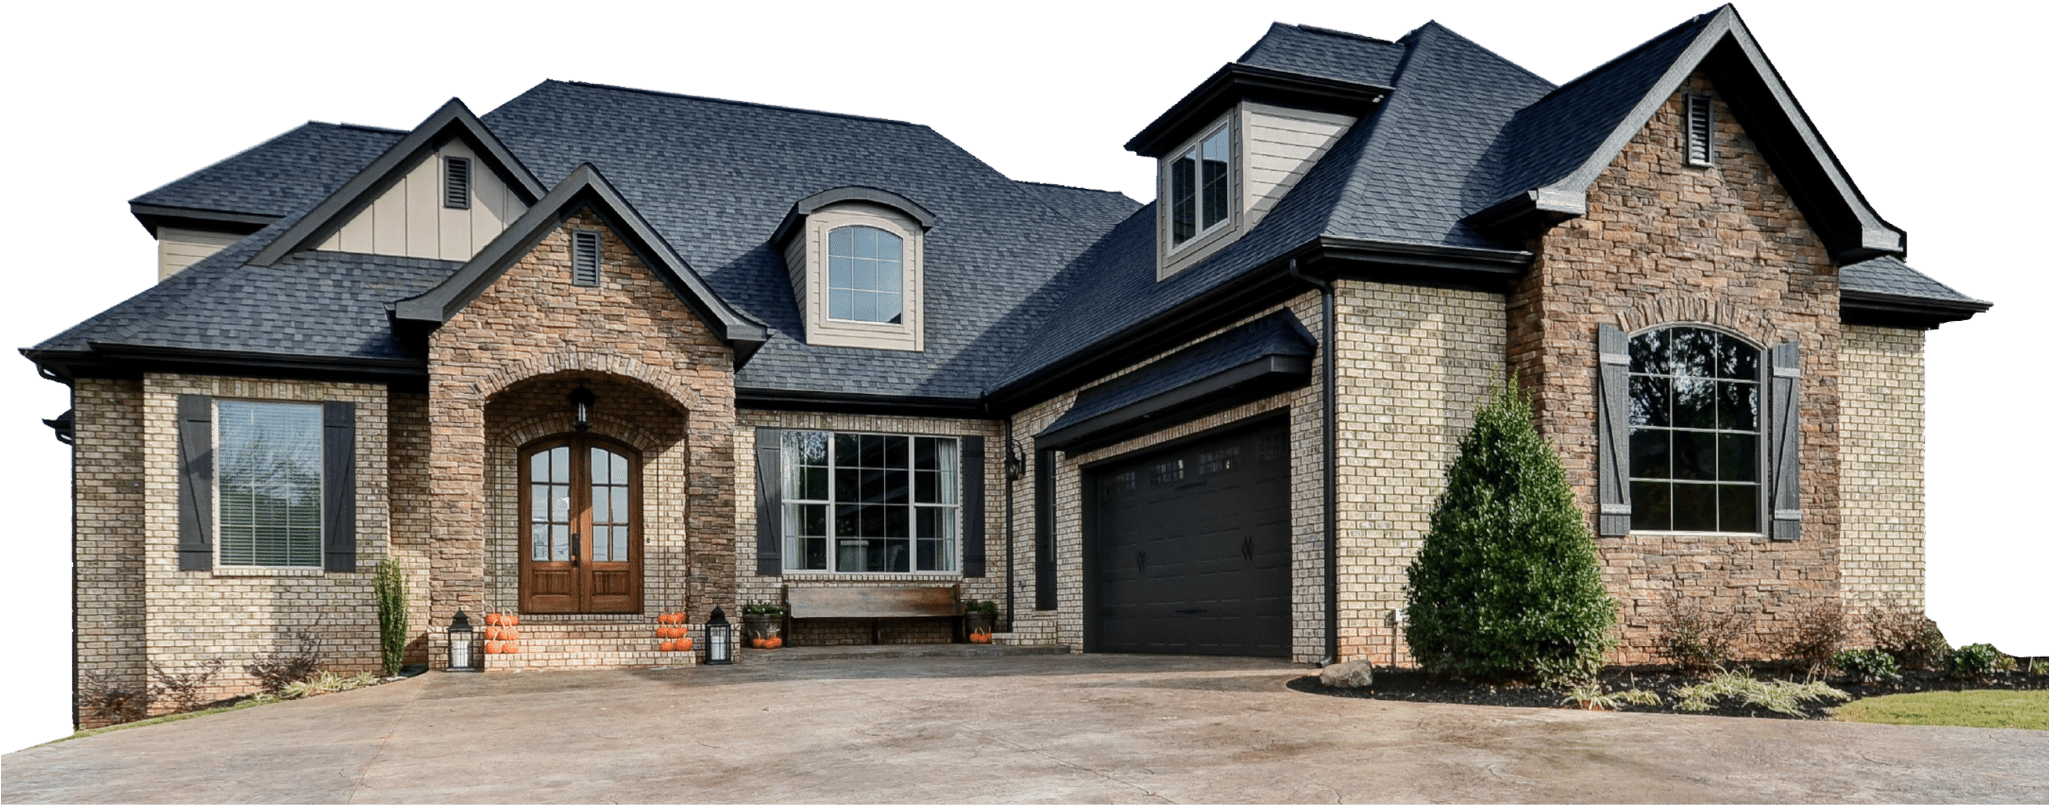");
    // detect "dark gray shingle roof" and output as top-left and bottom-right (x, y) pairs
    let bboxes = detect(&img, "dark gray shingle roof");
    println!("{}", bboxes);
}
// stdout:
(1238, 23), (1406, 87)
(1841, 255), (1980, 303)
(131, 122), (405, 220)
